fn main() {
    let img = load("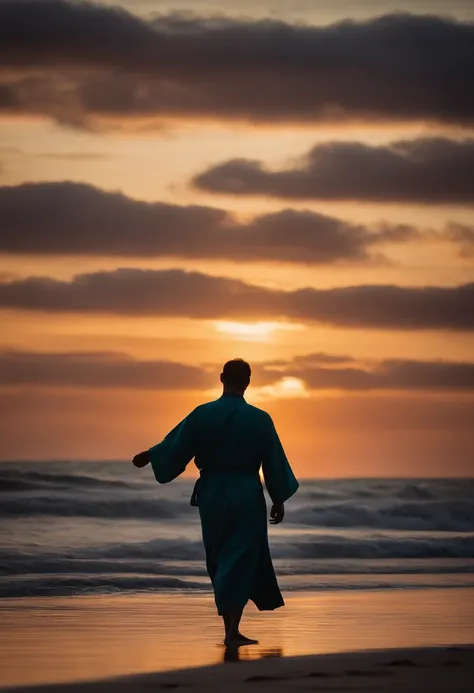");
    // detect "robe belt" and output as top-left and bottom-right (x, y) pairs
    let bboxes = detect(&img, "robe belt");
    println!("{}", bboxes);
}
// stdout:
(190, 467), (260, 506)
